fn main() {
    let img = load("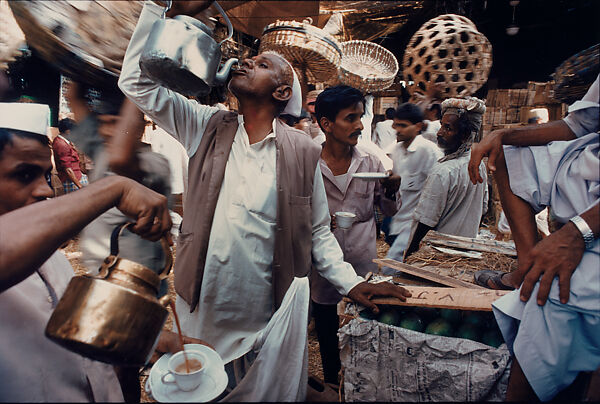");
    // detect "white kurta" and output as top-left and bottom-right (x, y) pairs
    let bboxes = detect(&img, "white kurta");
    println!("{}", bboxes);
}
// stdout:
(120, 2), (364, 374)
(174, 116), (362, 364)
(385, 135), (442, 261)
(372, 119), (397, 150)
